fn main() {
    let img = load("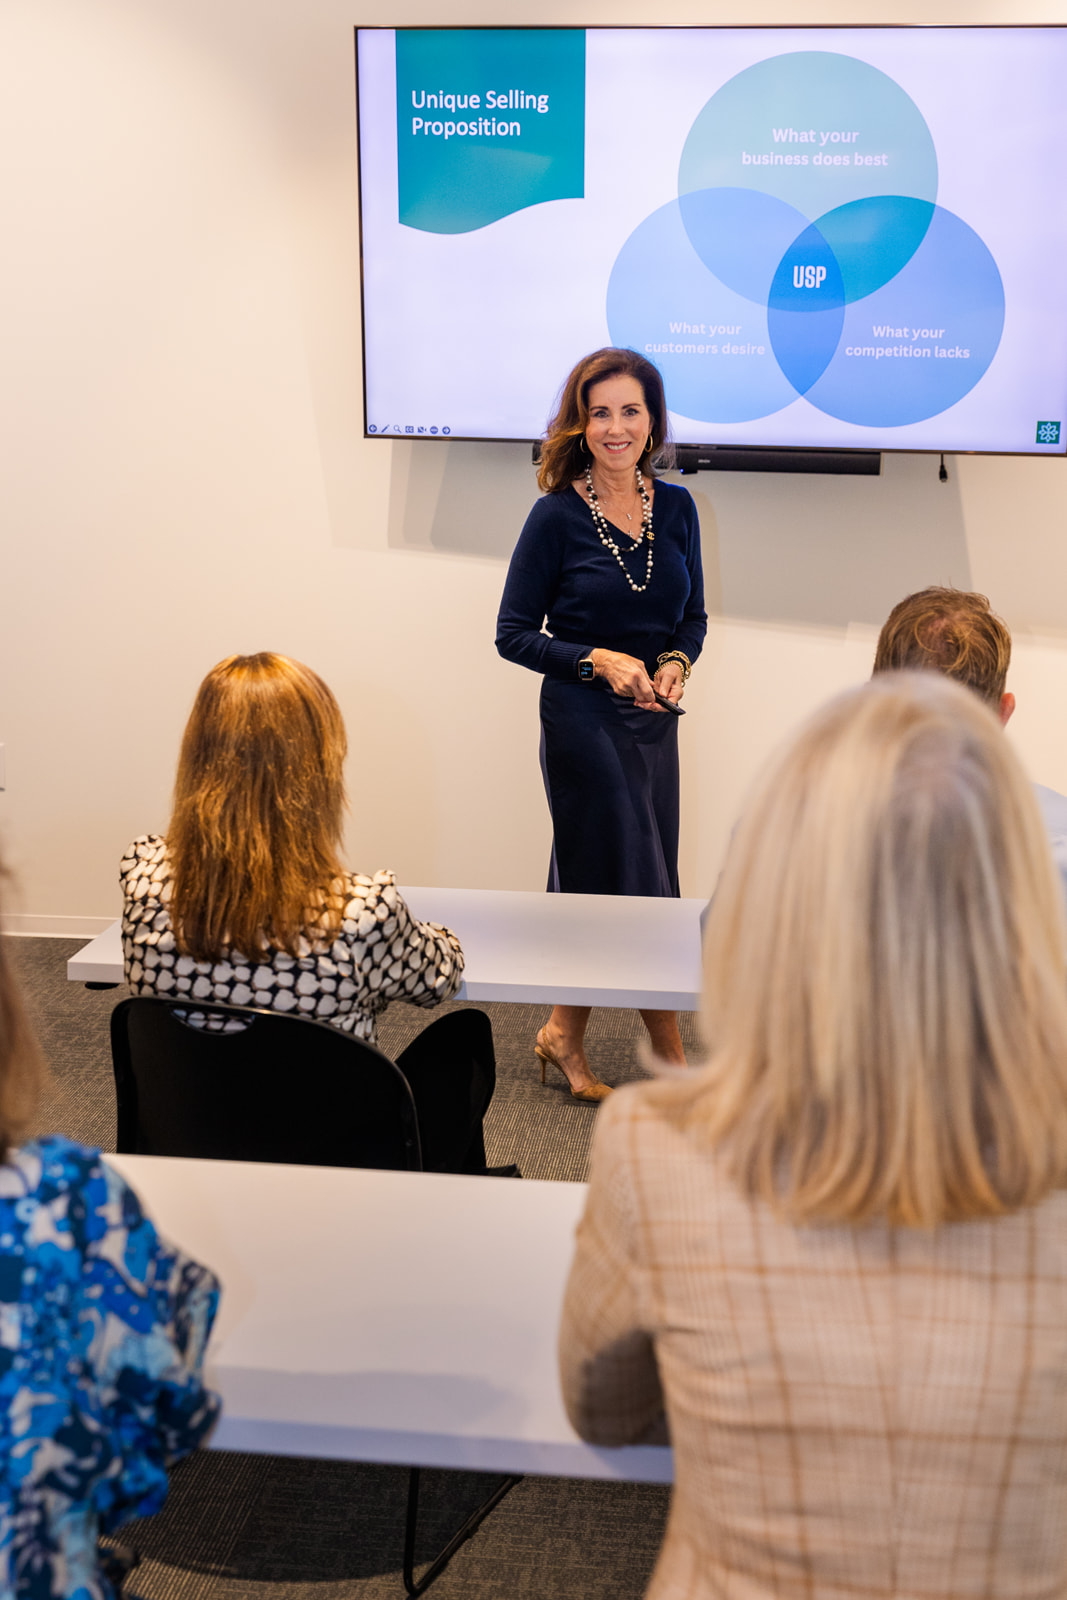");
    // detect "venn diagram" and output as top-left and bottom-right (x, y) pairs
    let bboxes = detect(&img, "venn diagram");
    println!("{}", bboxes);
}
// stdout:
(606, 52), (1005, 427)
